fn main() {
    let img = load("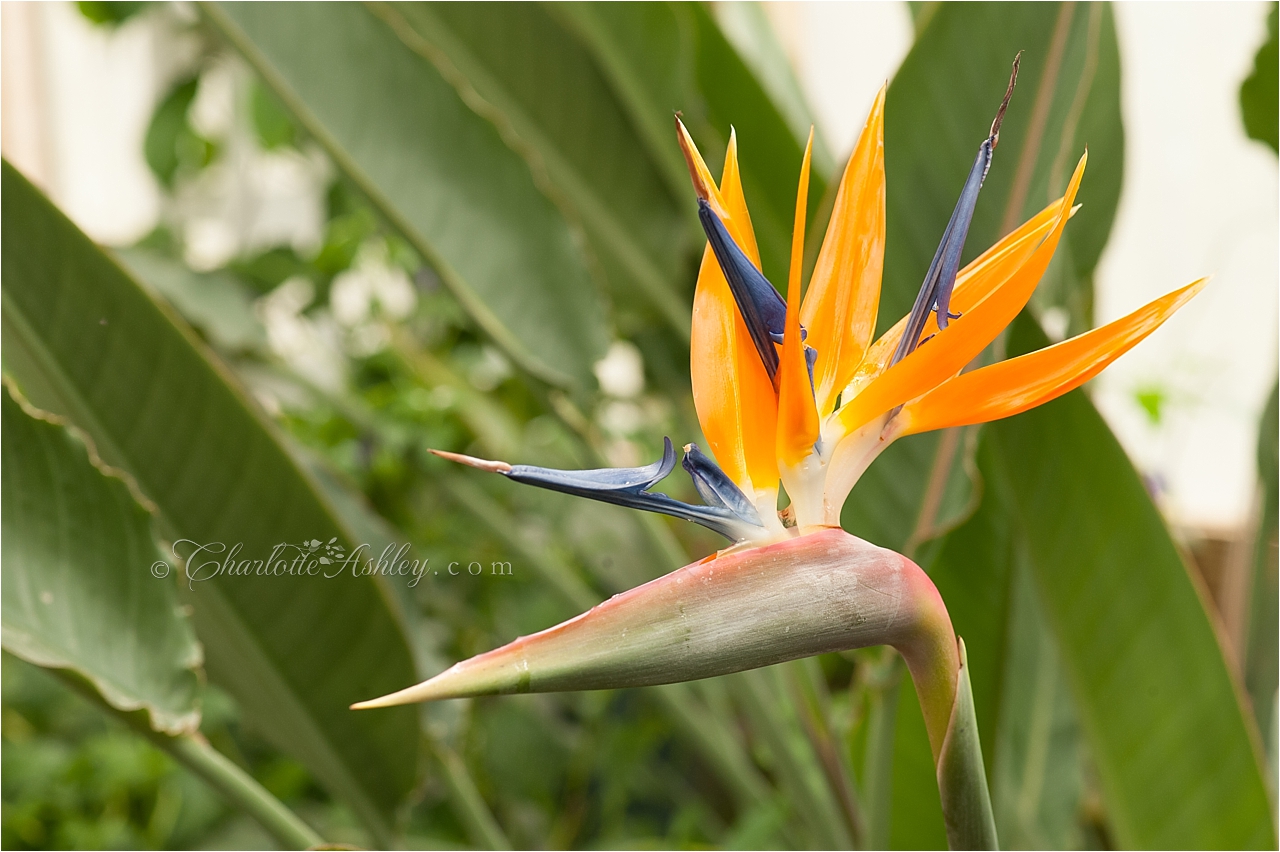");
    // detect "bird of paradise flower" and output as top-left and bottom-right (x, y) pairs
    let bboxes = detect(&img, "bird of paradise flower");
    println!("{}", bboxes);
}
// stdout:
(354, 60), (1202, 848)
